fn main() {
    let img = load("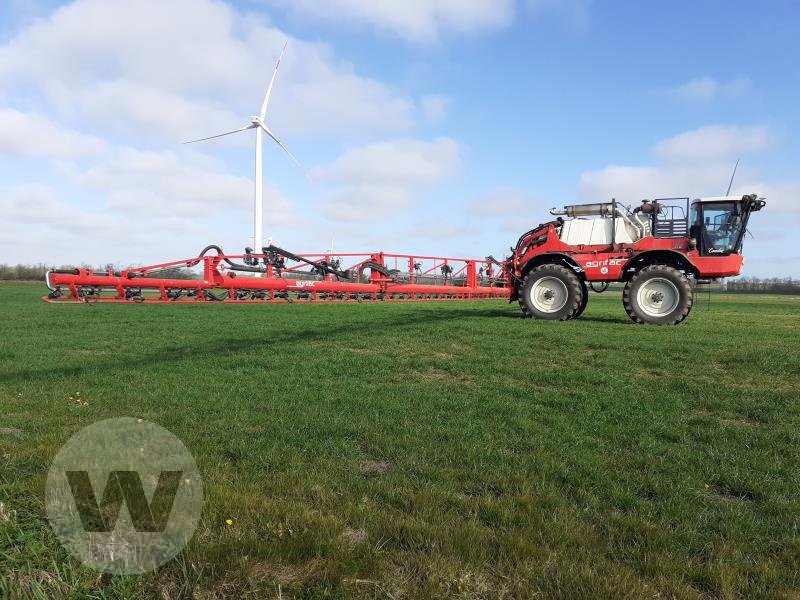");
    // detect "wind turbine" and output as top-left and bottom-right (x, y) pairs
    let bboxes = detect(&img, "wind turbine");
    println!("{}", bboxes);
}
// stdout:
(184, 42), (301, 254)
